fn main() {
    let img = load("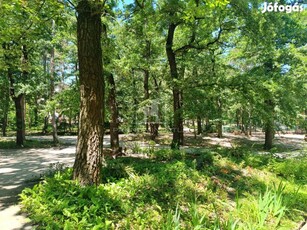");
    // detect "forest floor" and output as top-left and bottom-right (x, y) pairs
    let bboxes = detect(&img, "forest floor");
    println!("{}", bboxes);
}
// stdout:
(0, 133), (306, 229)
